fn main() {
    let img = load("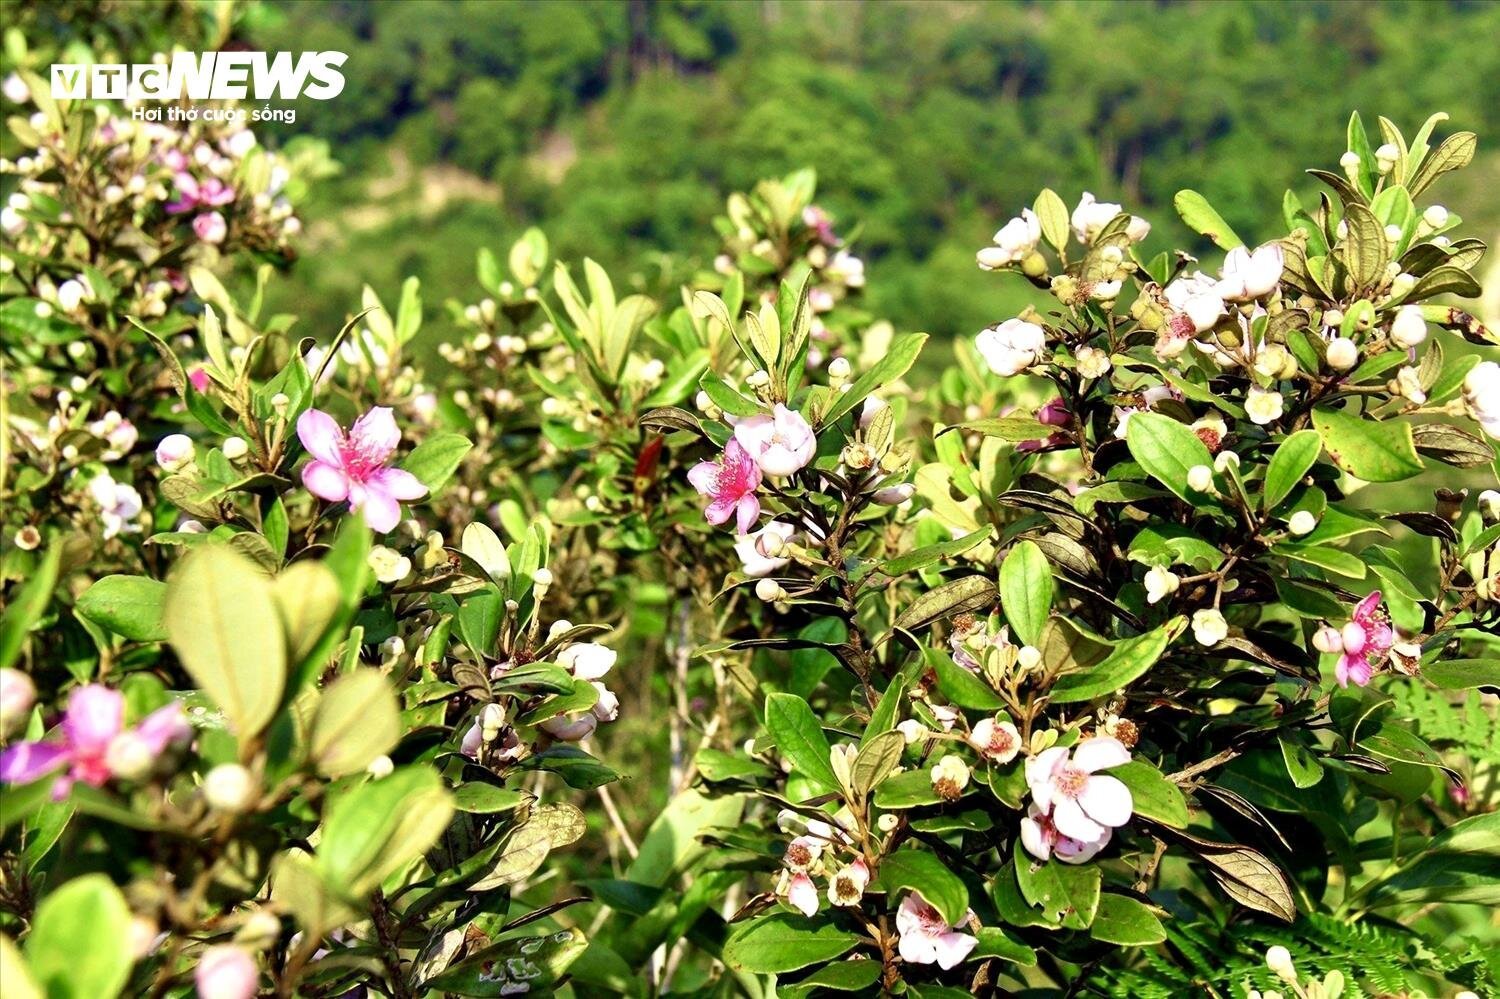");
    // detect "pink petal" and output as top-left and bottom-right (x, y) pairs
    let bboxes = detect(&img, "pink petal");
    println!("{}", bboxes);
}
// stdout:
(349, 407), (401, 462)
(1335, 656), (1351, 688)
(934, 931), (977, 970)
(1051, 795), (1106, 843)
(1074, 736), (1131, 774)
(296, 409), (345, 465)
(704, 496), (736, 526)
(686, 461), (719, 496)
(302, 460), (350, 503)
(359, 487), (403, 534)
(787, 873), (818, 917)
(63, 685), (124, 753)
(0, 742), (70, 784)
(1354, 590), (1382, 621)
(1026, 747), (1068, 809)
(734, 494), (761, 534)
(134, 703), (191, 755)
(371, 466), (427, 501)
(898, 929), (939, 966)
(1078, 774), (1133, 827)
